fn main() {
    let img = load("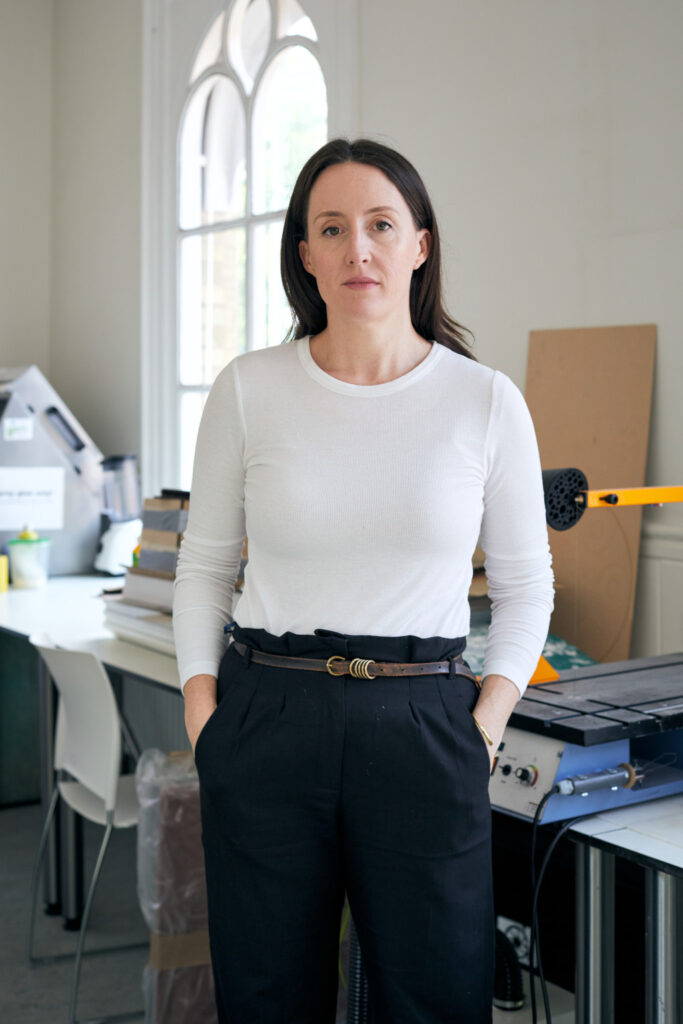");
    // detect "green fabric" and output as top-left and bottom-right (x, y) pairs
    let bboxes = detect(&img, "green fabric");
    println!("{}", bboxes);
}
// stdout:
(466, 626), (594, 678)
